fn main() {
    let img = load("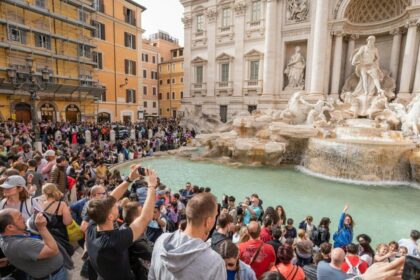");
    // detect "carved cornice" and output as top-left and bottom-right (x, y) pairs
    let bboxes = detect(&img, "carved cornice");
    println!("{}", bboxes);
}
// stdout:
(206, 8), (217, 23)
(390, 27), (403, 36)
(234, 1), (247, 16)
(405, 18), (419, 28)
(182, 16), (192, 29)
